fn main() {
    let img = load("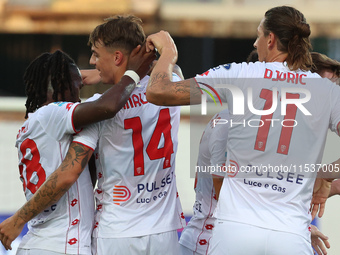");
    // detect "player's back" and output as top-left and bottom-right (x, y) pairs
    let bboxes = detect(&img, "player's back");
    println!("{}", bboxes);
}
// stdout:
(16, 102), (94, 254)
(195, 61), (340, 240)
(84, 75), (186, 238)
